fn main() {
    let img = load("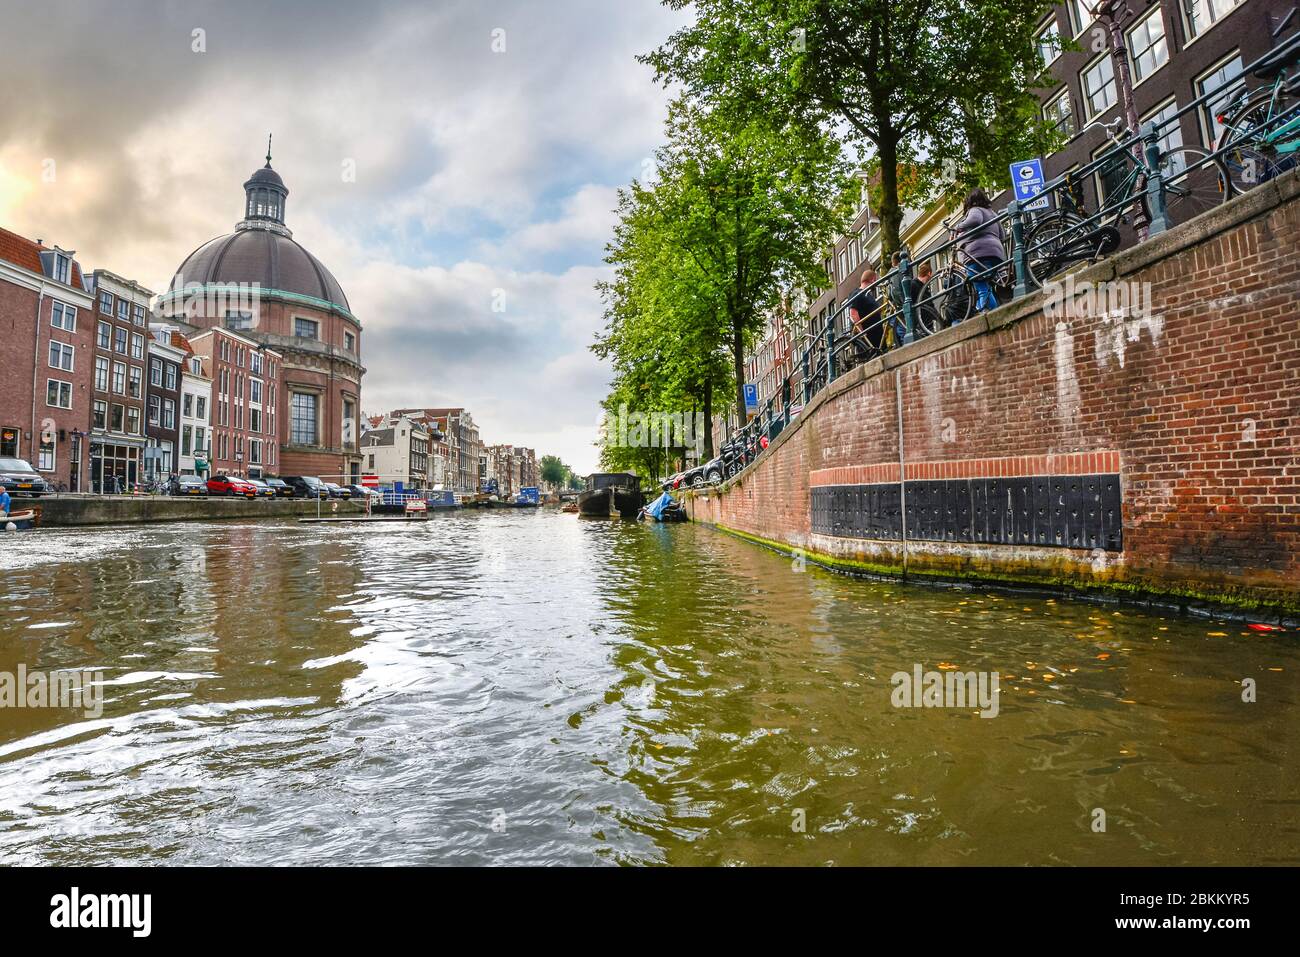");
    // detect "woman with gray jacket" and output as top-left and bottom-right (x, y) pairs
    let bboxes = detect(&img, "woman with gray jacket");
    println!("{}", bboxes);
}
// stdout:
(954, 188), (1005, 314)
